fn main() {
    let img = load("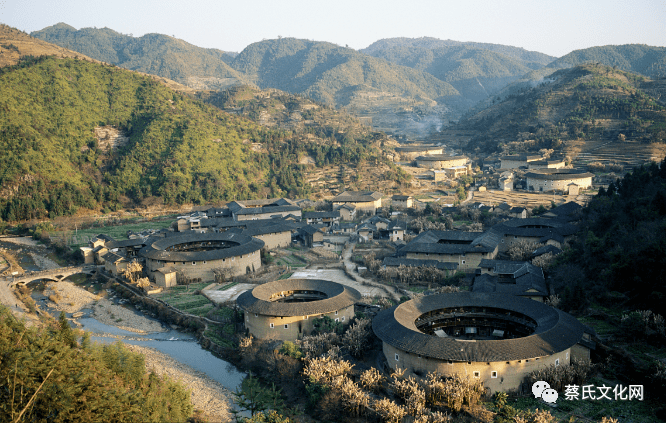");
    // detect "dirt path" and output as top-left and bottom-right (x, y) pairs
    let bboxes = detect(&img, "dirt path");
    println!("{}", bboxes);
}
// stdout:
(342, 243), (401, 302)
